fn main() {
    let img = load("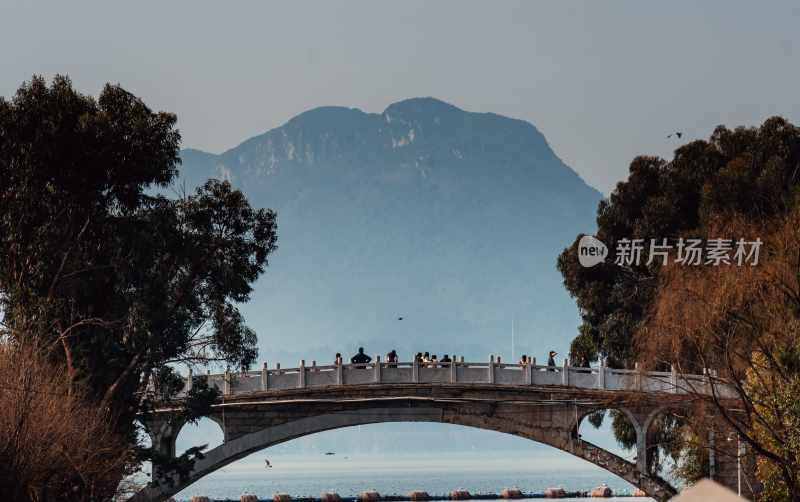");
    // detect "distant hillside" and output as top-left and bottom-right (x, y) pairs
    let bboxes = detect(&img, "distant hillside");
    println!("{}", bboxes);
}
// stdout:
(176, 97), (601, 366)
